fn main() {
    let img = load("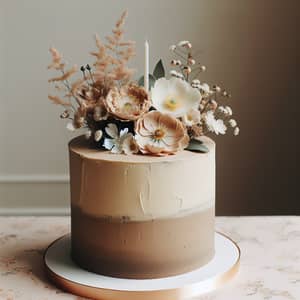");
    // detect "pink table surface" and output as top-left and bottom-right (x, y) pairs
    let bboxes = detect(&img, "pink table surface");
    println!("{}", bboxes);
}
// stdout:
(0, 216), (299, 300)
